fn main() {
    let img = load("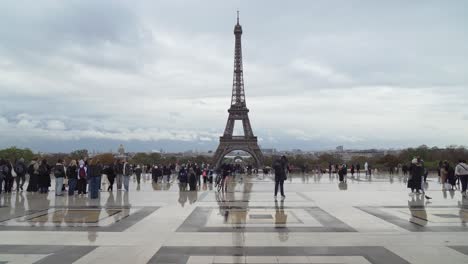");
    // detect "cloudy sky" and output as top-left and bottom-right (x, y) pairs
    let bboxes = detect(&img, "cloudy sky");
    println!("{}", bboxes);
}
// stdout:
(0, 0), (467, 153)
